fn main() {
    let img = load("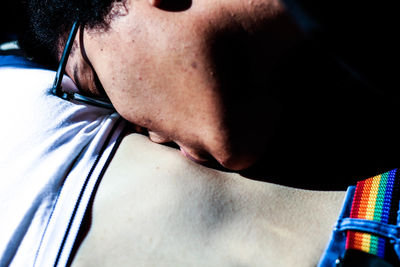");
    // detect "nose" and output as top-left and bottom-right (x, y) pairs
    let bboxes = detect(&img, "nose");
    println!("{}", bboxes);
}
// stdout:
(179, 145), (257, 171)
(178, 128), (266, 171)
(208, 142), (264, 171)
(217, 154), (260, 171)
